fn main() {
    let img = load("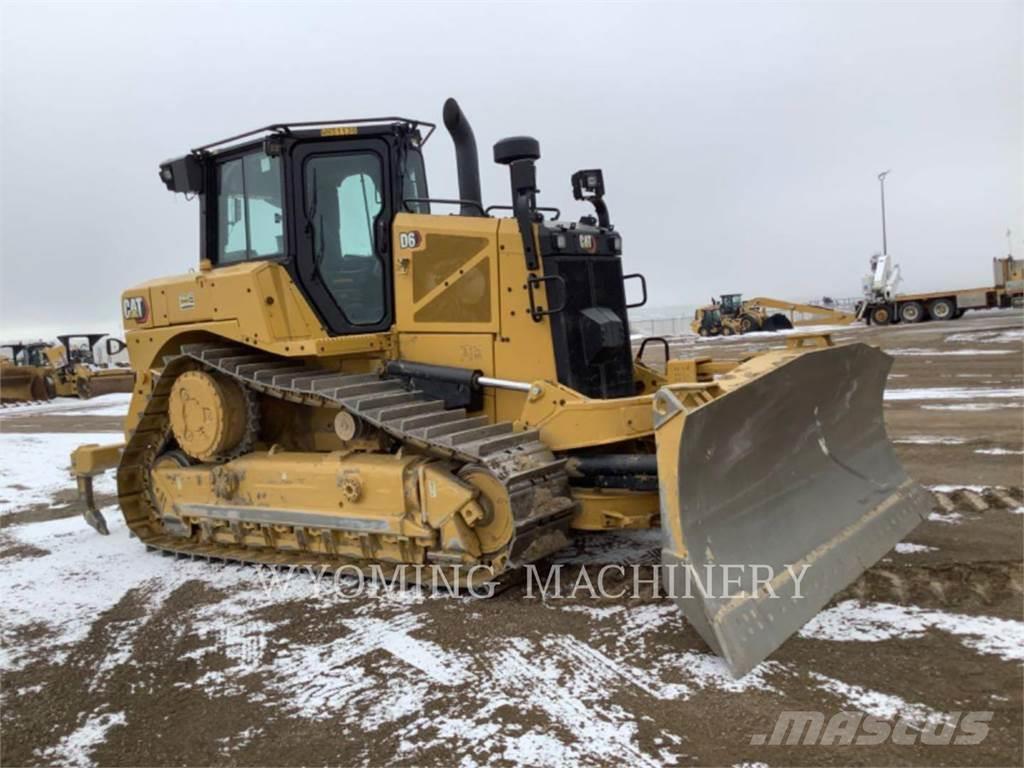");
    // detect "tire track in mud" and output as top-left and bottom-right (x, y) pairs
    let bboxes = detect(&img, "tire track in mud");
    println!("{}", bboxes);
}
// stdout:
(481, 636), (671, 768)
(839, 486), (1024, 614)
